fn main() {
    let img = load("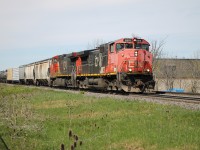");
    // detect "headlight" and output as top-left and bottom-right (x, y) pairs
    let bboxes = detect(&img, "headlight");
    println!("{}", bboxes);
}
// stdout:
(129, 68), (132, 72)
(134, 51), (138, 56)
(147, 69), (150, 72)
